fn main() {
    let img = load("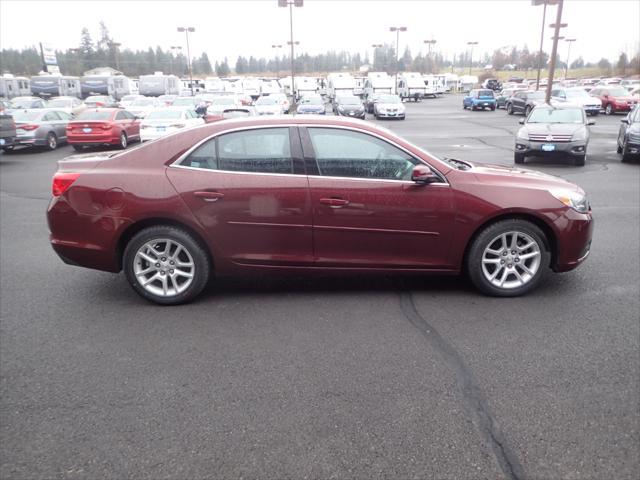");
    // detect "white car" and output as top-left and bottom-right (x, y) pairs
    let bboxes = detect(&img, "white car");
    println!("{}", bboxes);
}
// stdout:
(551, 87), (602, 116)
(119, 94), (144, 108)
(126, 97), (161, 119)
(139, 107), (204, 142)
(373, 94), (406, 120)
(254, 95), (286, 115)
(44, 96), (86, 117)
(206, 96), (241, 115)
